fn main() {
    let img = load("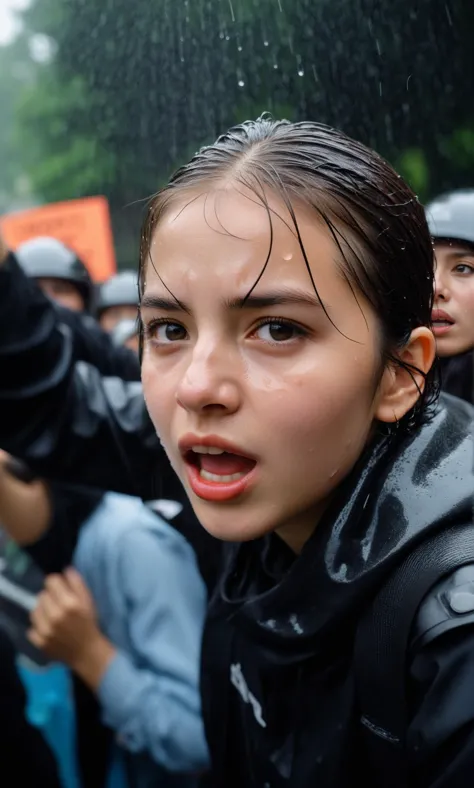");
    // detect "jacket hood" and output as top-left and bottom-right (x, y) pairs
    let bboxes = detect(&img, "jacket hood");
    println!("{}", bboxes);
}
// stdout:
(219, 394), (474, 661)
